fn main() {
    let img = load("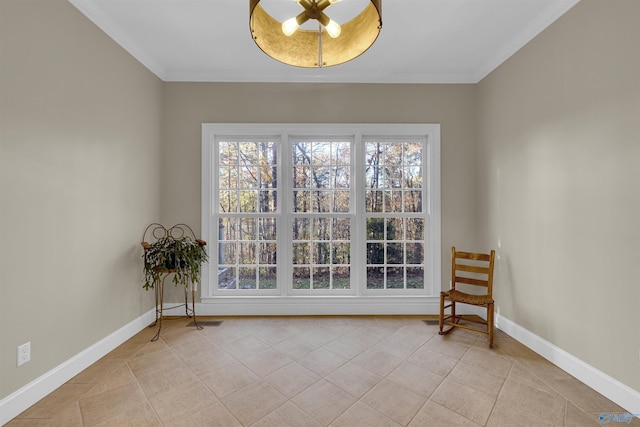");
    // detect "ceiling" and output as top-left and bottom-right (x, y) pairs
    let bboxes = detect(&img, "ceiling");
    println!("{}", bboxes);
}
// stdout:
(68, 0), (580, 84)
